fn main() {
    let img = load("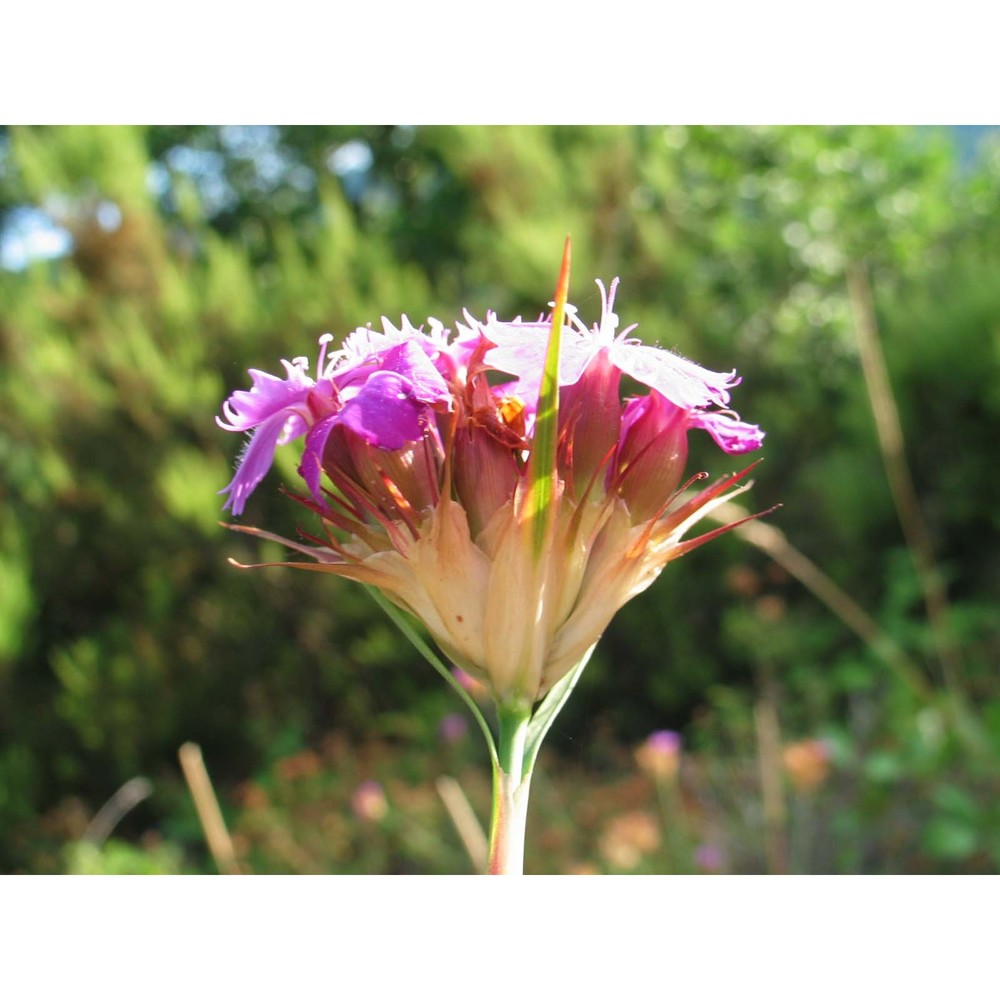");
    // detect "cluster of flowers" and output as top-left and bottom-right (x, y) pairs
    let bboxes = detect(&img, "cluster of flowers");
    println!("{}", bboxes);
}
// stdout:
(219, 279), (763, 706)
